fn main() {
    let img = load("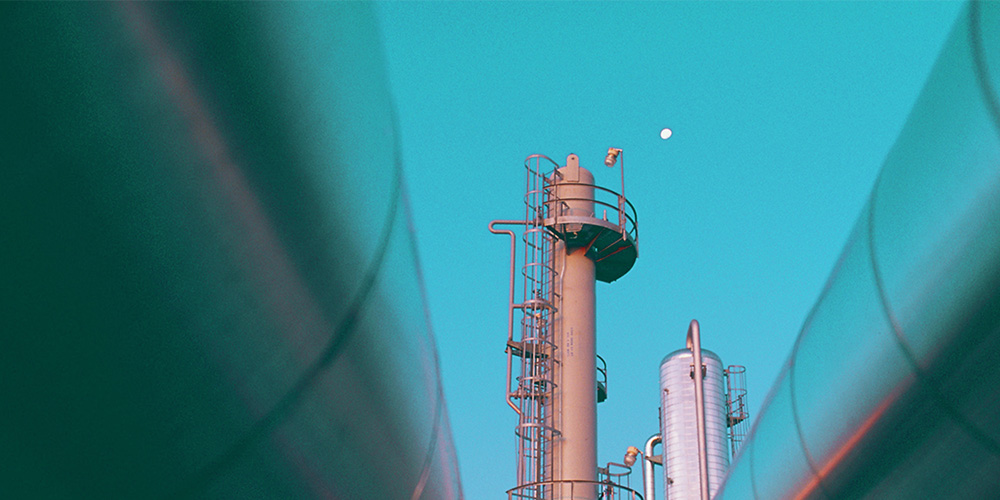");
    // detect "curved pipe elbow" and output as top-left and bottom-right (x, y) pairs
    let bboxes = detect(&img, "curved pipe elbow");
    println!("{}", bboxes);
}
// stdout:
(644, 433), (662, 500)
